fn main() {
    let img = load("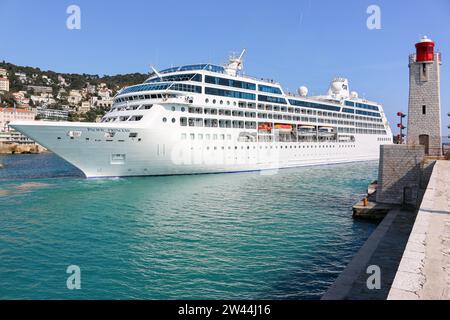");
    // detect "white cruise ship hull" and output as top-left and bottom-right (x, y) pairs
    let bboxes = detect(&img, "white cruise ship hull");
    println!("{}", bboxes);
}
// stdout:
(10, 120), (385, 178)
